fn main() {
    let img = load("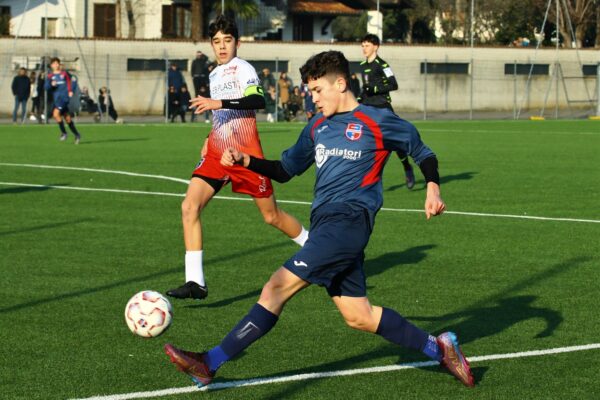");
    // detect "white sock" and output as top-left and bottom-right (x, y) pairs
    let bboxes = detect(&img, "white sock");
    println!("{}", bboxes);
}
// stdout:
(185, 250), (205, 286)
(291, 227), (309, 246)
